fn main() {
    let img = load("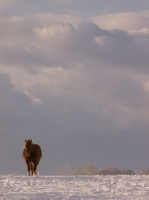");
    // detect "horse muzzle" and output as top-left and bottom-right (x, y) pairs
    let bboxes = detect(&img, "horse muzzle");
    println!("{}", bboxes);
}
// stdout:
(26, 152), (30, 157)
